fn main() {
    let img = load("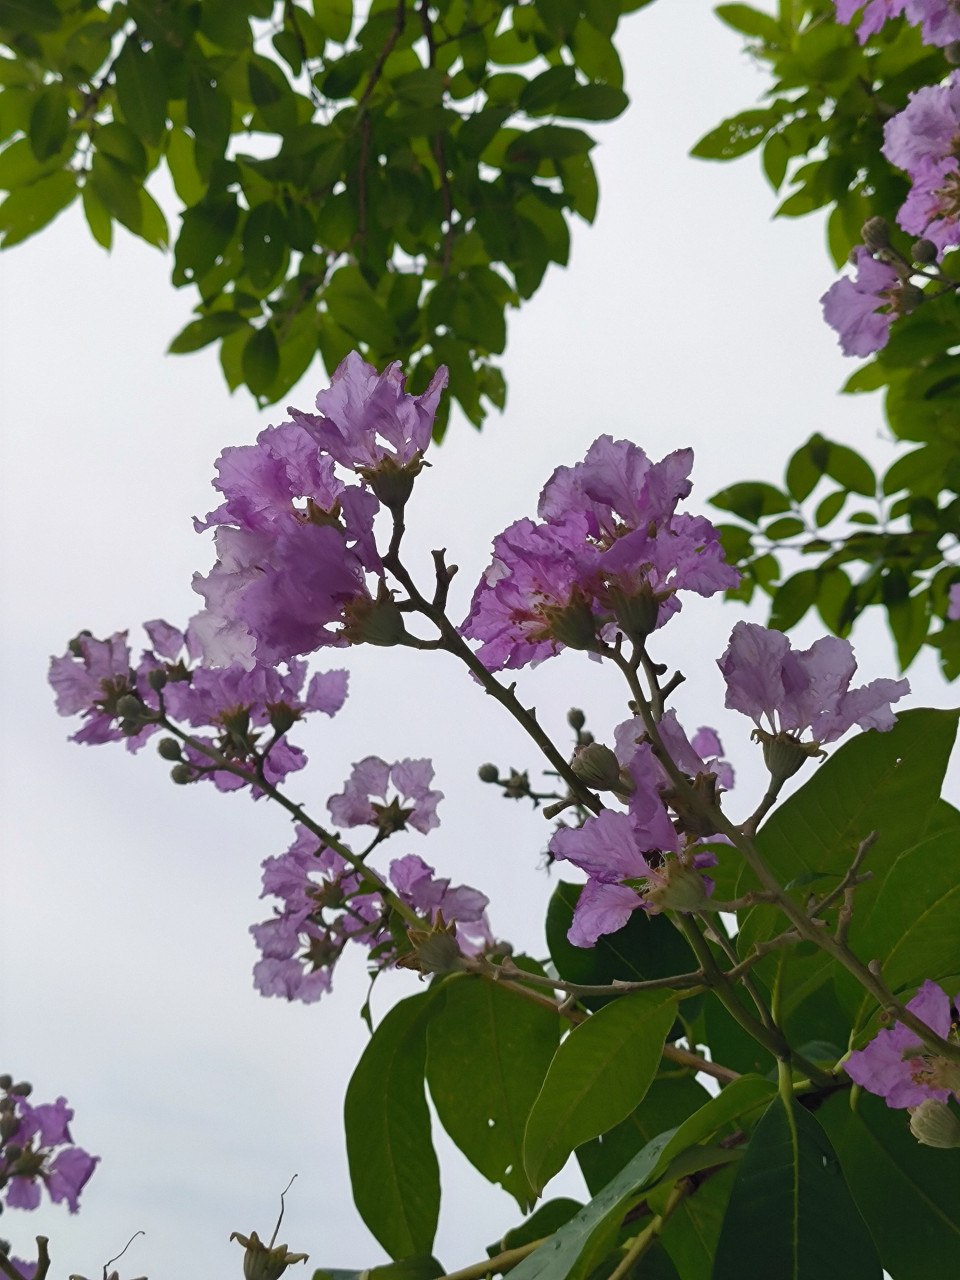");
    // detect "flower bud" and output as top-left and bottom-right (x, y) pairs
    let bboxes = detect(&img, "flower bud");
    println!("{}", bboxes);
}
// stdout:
(230, 1230), (308, 1280)
(267, 702), (298, 736)
(170, 763), (195, 785)
(0, 1075), (12, 1091)
(157, 737), (182, 761)
(115, 694), (144, 720)
(147, 667), (168, 692)
(357, 455), (425, 511)
(644, 859), (710, 914)
(911, 238), (938, 265)
(908, 1098), (960, 1148)
(609, 582), (661, 644)
(567, 708), (586, 732)
(861, 217), (891, 252)
(898, 281), (925, 312)
(571, 742), (626, 792)
(395, 915), (463, 976)
(9, 1082), (31, 1098)
(0, 1110), (20, 1142)
(477, 763), (499, 783)
(754, 729), (823, 786)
